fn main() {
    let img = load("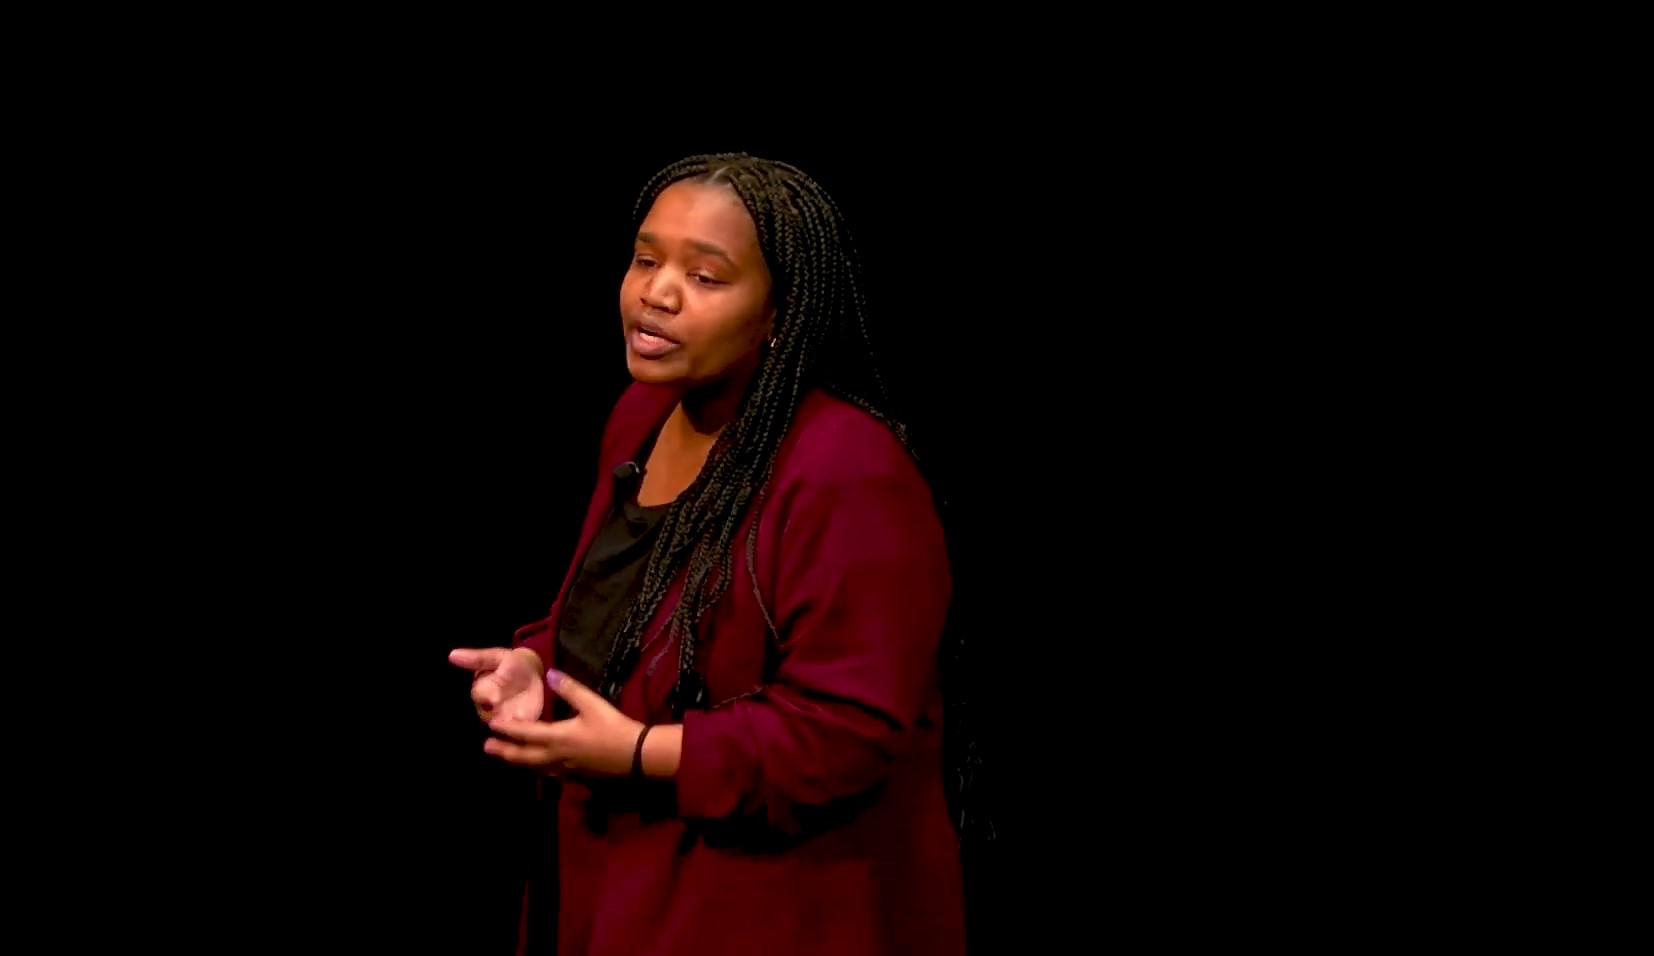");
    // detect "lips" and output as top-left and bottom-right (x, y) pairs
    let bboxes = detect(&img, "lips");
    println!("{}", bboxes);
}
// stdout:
(627, 315), (681, 359)
(633, 318), (678, 343)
